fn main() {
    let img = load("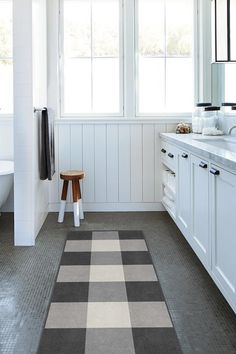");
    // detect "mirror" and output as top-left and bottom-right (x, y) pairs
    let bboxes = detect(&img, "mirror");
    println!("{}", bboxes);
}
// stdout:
(230, 0), (236, 60)
(215, 0), (228, 61)
(214, 0), (236, 62)
(211, 63), (236, 105)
